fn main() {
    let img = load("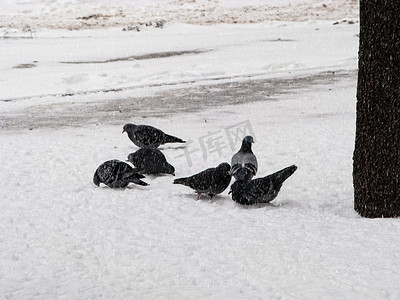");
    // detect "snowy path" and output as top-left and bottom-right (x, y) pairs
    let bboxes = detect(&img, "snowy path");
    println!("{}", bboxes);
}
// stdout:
(1, 69), (354, 130)
(1, 20), (359, 130)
